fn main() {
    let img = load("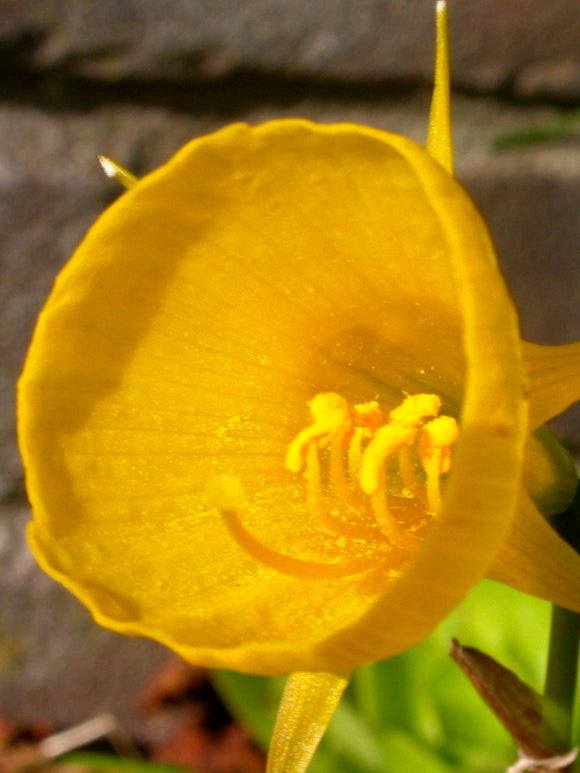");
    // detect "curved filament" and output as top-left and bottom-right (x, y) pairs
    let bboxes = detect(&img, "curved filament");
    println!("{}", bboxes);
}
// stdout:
(315, 508), (387, 541)
(221, 508), (389, 580)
